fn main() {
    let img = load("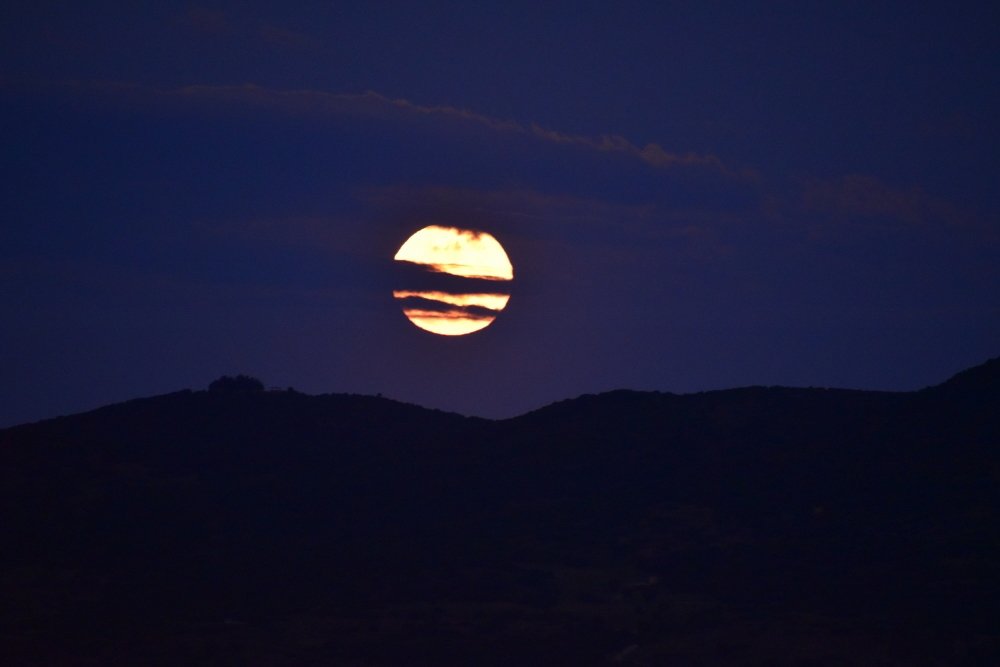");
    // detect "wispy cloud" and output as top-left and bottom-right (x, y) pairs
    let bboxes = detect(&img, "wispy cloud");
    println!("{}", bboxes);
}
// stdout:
(393, 225), (514, 280)
(400, 307), (496, 336)
(35, 80), (744, 178)
(392, 291), (510, 311)
(800, 174), (972, 228)
(14, 79), (978, 237)
(528, 124), (758, 179)
(364, 184), (737, 257)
